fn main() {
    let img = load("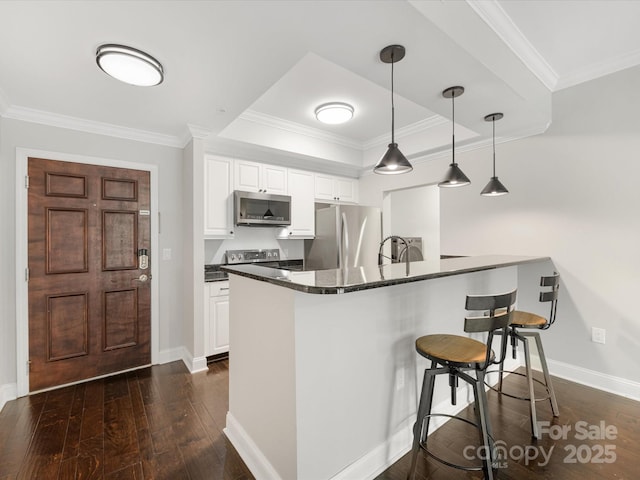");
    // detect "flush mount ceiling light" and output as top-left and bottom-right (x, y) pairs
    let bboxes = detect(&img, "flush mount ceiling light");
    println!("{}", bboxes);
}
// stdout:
(315, 102), (354, 124)
(374, 44), (413, 175)
(481, 112), (509, 197)
(96, 44), (164, 86)
(438, 86), (470, 188)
